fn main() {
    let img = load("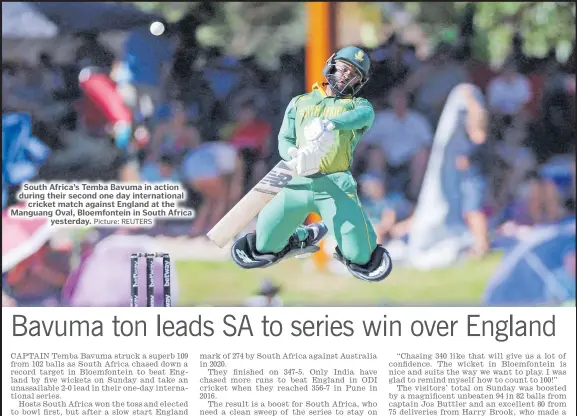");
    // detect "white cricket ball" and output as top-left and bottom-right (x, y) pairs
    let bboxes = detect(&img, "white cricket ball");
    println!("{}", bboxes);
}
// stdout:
(149, 21), (165, 36)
